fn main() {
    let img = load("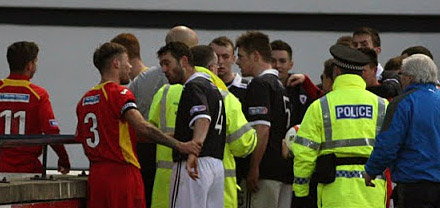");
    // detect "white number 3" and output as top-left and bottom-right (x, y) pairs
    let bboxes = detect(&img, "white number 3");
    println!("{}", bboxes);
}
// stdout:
(84, 113), (100, 148)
